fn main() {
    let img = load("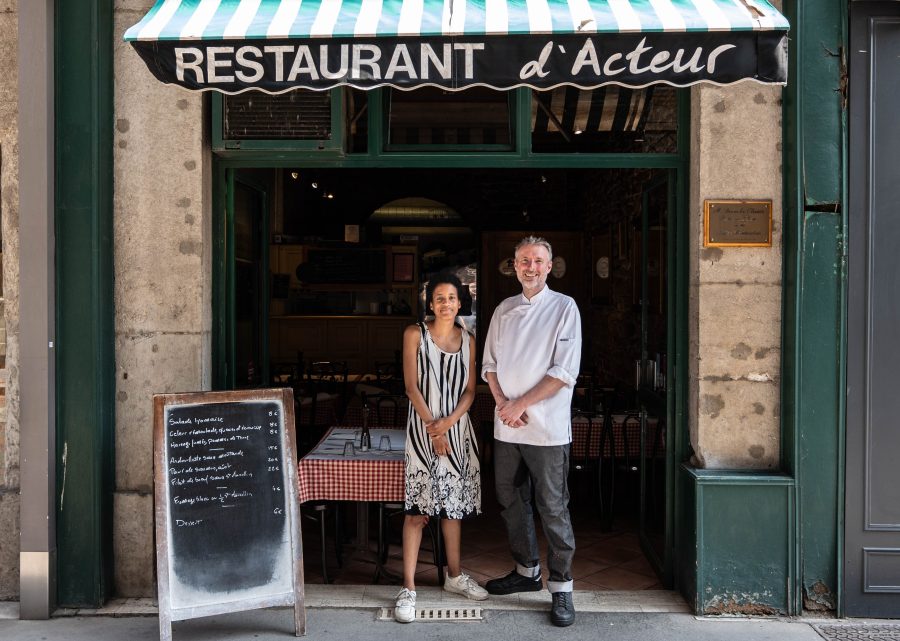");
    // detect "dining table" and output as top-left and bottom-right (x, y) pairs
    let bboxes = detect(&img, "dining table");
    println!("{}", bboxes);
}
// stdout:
(570, 413), (661, 460)
(297, 426), (407, 581)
